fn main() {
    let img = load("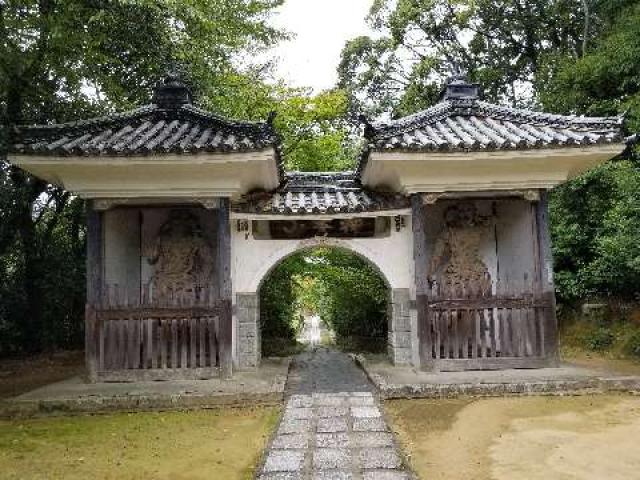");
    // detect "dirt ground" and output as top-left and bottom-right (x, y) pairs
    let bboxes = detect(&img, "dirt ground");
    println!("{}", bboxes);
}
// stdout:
(0, 407), (279, 480)
(0, 351), (85, 399)
(385, 395), (640, 480)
